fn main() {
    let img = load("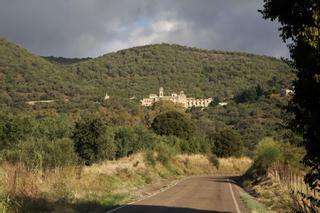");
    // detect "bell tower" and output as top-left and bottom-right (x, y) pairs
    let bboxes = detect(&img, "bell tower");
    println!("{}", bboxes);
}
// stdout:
(159, 87), (164, 97)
